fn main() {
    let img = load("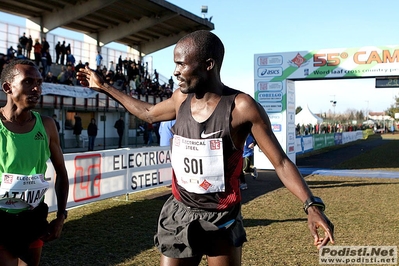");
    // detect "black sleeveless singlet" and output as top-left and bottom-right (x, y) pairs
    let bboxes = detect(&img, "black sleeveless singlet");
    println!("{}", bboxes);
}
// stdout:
(171, 86), (243, 211)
